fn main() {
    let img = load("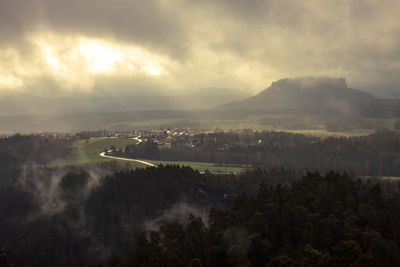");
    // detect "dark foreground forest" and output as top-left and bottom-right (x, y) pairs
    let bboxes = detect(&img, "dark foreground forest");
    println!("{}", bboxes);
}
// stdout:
(1, 135), (400, 266)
